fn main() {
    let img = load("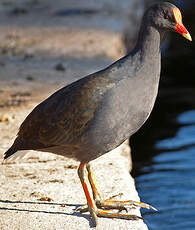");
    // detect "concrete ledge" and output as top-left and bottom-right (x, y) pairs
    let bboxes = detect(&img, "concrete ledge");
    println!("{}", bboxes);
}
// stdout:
(0, 141), (148, 230)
